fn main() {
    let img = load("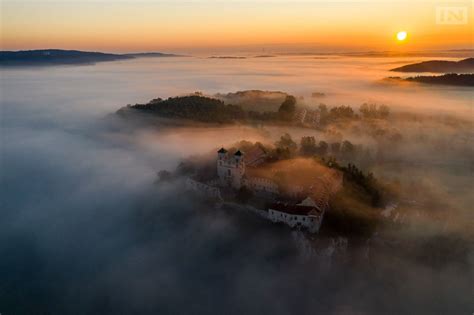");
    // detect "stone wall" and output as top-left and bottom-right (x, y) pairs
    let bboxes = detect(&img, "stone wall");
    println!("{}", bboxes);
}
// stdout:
(185, 178), (223, 201)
